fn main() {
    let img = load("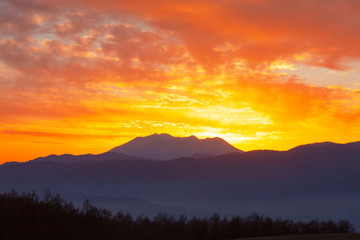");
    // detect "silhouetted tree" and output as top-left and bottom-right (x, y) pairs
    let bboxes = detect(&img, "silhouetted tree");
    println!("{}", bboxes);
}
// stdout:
(0, 190), (355, 240)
